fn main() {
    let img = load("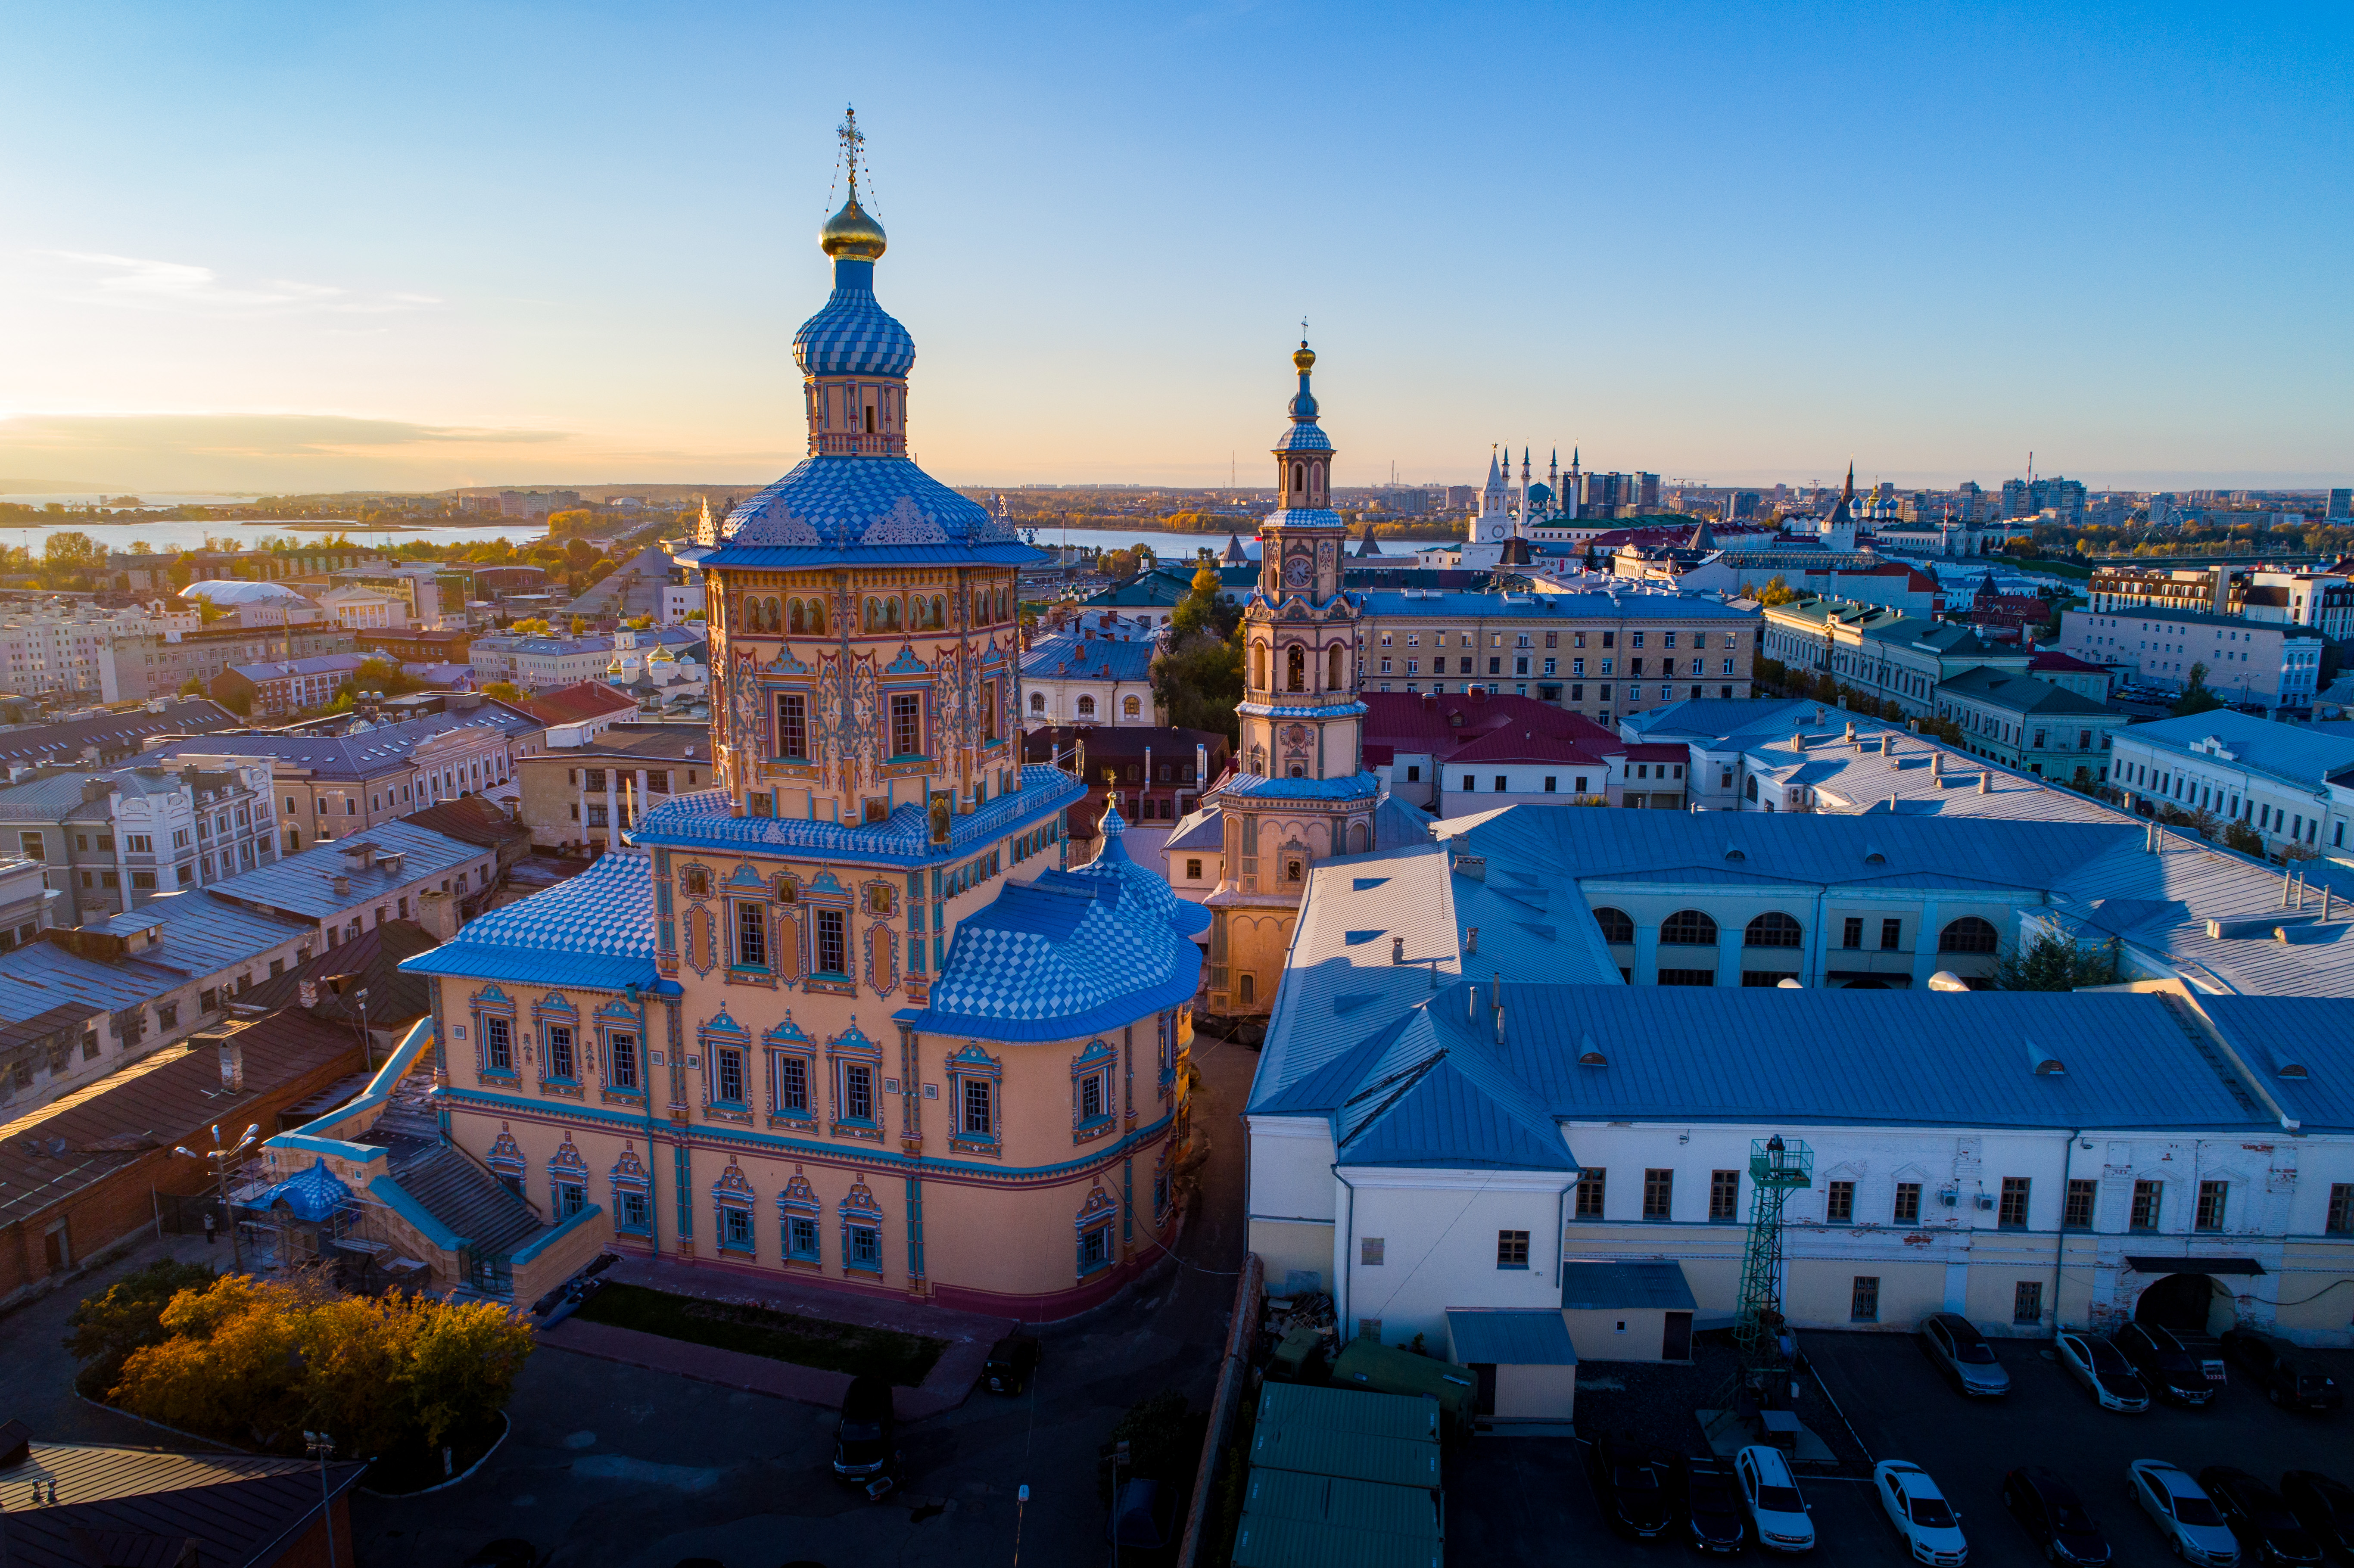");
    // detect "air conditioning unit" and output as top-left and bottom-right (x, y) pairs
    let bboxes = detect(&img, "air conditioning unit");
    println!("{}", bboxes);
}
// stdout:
(1937, 1188), (1959, 1207)
(1973, 1193), (1996, 1211)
